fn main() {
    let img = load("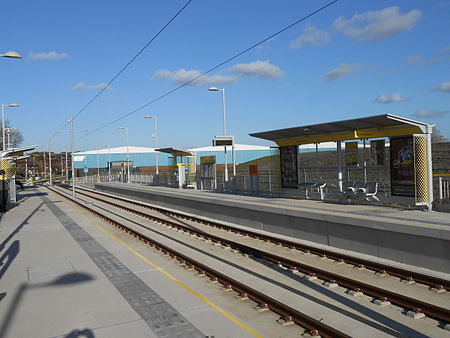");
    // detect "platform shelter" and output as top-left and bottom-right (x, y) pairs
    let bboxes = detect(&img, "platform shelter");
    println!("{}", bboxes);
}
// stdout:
(156, 147), (196, 188)
(250, 114), (434, 210)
